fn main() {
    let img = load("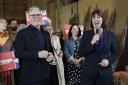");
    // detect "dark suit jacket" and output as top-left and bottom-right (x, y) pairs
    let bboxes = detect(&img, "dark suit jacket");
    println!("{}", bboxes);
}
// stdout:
(15, 25), (52, 82)
(78, 30), (118, 76)
(125, 32), (128, 65)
